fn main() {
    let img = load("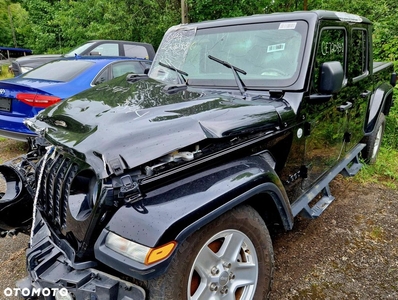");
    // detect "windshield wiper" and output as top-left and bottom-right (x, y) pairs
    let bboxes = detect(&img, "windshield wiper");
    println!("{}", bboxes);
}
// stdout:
(159, 61), (188, 84)
(208, 55), (247, 97)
